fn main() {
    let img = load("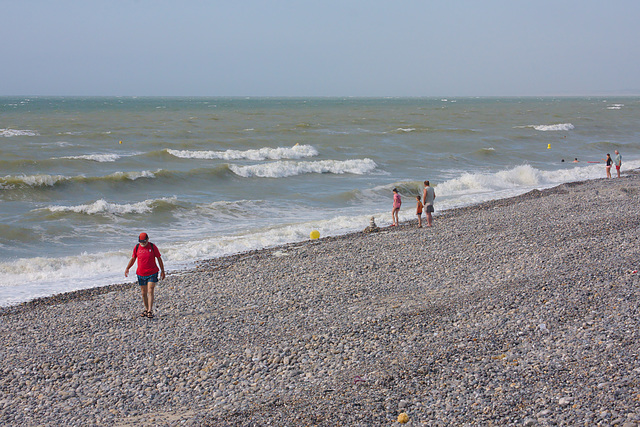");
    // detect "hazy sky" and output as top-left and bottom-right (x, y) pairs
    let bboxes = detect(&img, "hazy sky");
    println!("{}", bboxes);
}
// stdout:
(2, 0), (639, 97)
